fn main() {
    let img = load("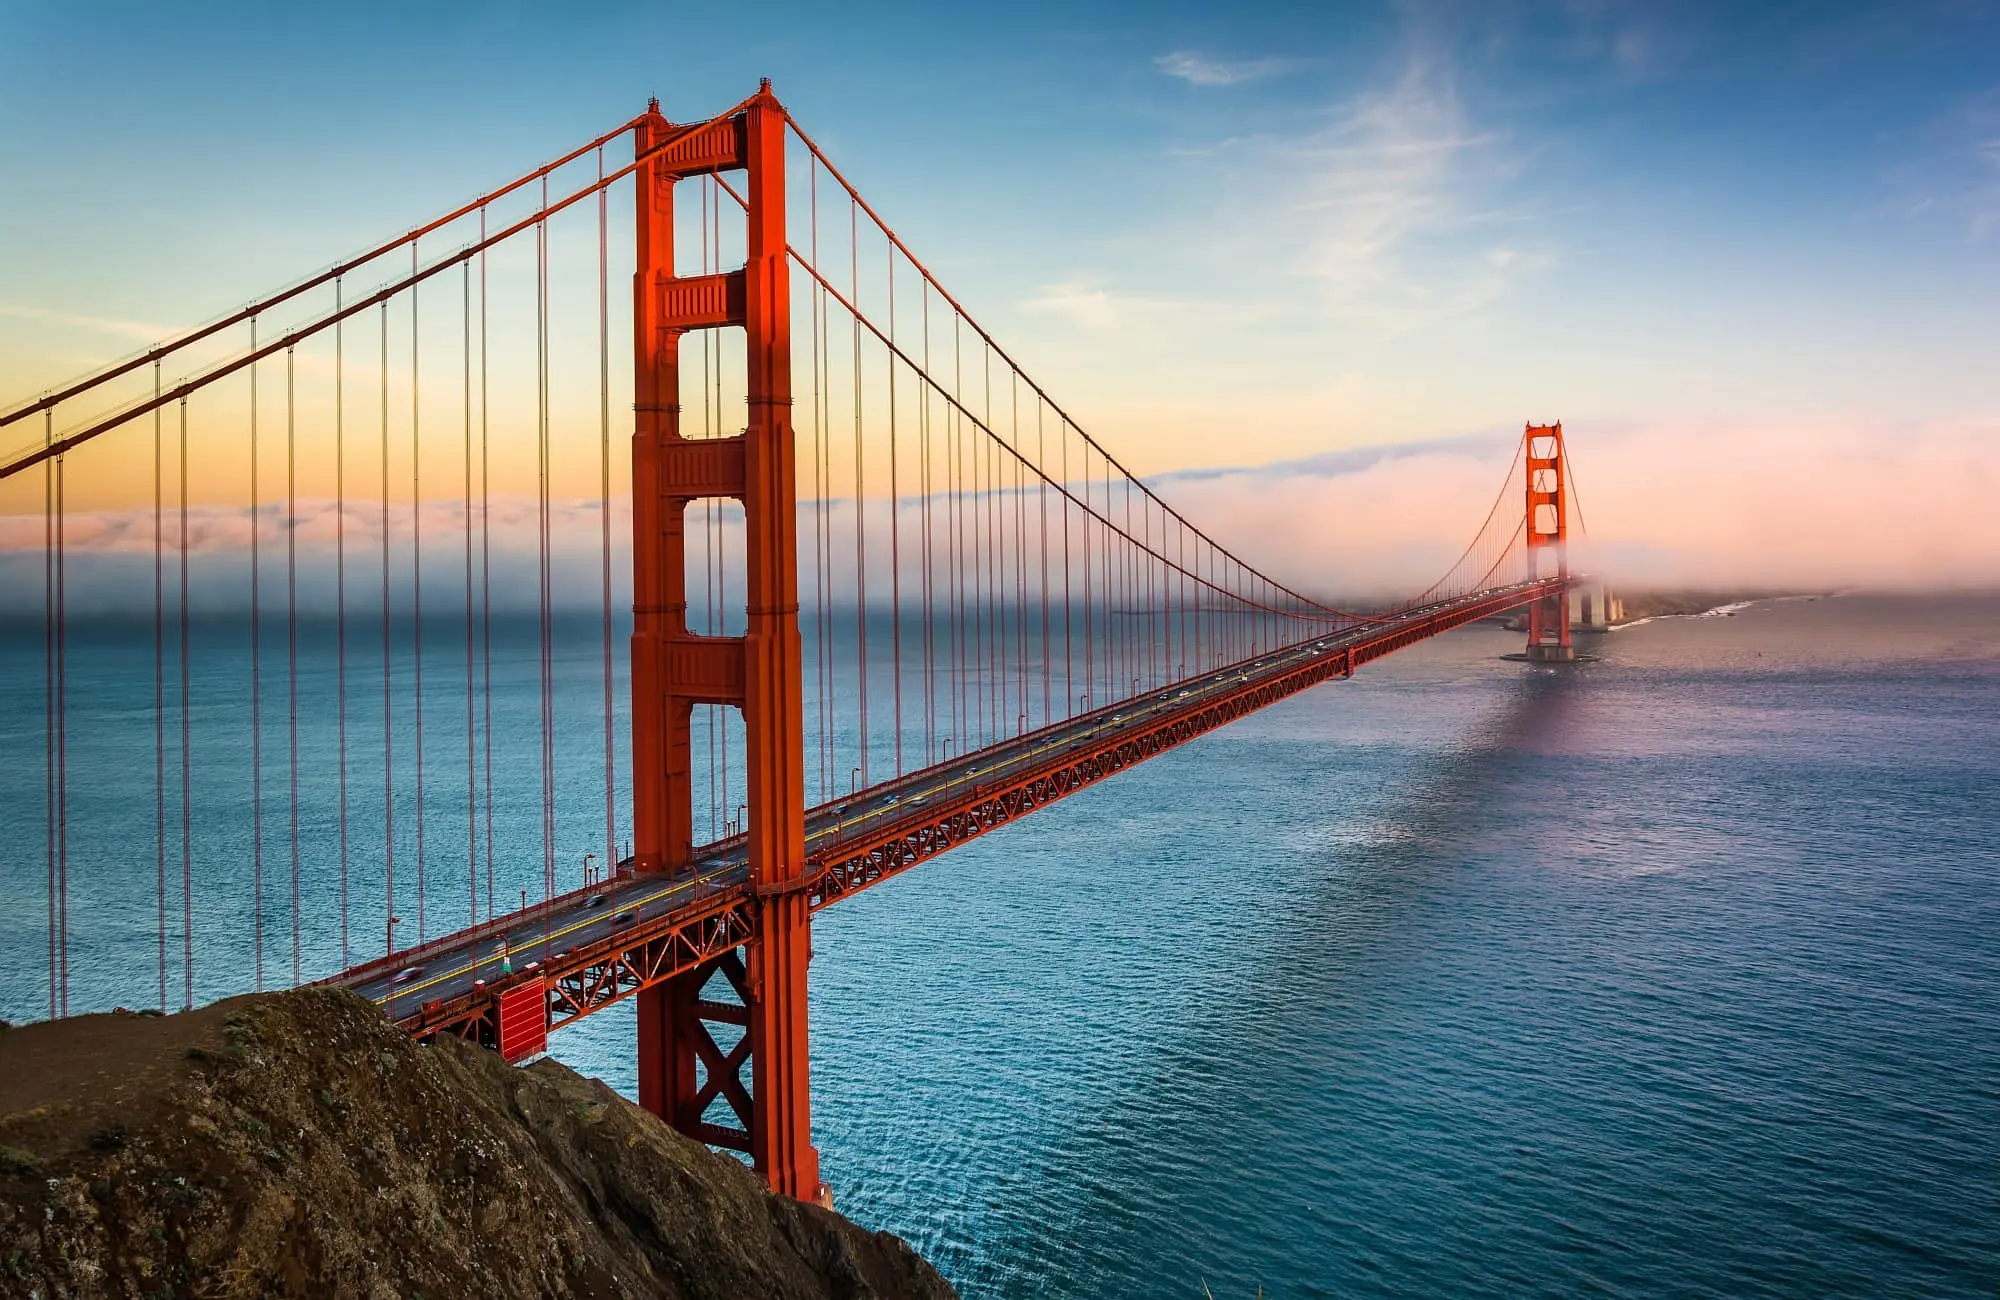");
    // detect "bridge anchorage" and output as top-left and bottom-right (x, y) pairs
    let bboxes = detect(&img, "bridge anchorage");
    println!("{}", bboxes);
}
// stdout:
(3, 81), (1585, 1206)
